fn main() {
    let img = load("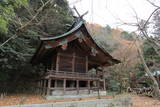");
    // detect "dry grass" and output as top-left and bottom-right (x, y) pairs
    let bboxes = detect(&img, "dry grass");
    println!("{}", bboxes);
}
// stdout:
(130, 94), (160, 107)
(0, 93), (159, 107)
(0, 94), (113, 106)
